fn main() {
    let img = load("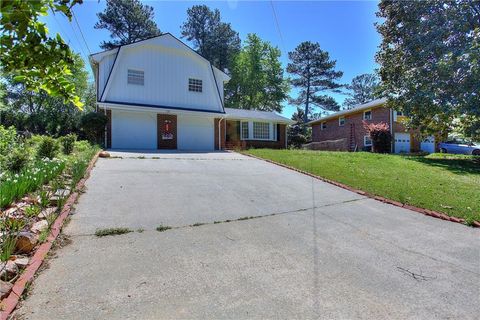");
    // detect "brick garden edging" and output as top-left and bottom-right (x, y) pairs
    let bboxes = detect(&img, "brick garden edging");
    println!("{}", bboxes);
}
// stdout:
(0, 151), (100, 320)
(241, 152), (479, 228)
